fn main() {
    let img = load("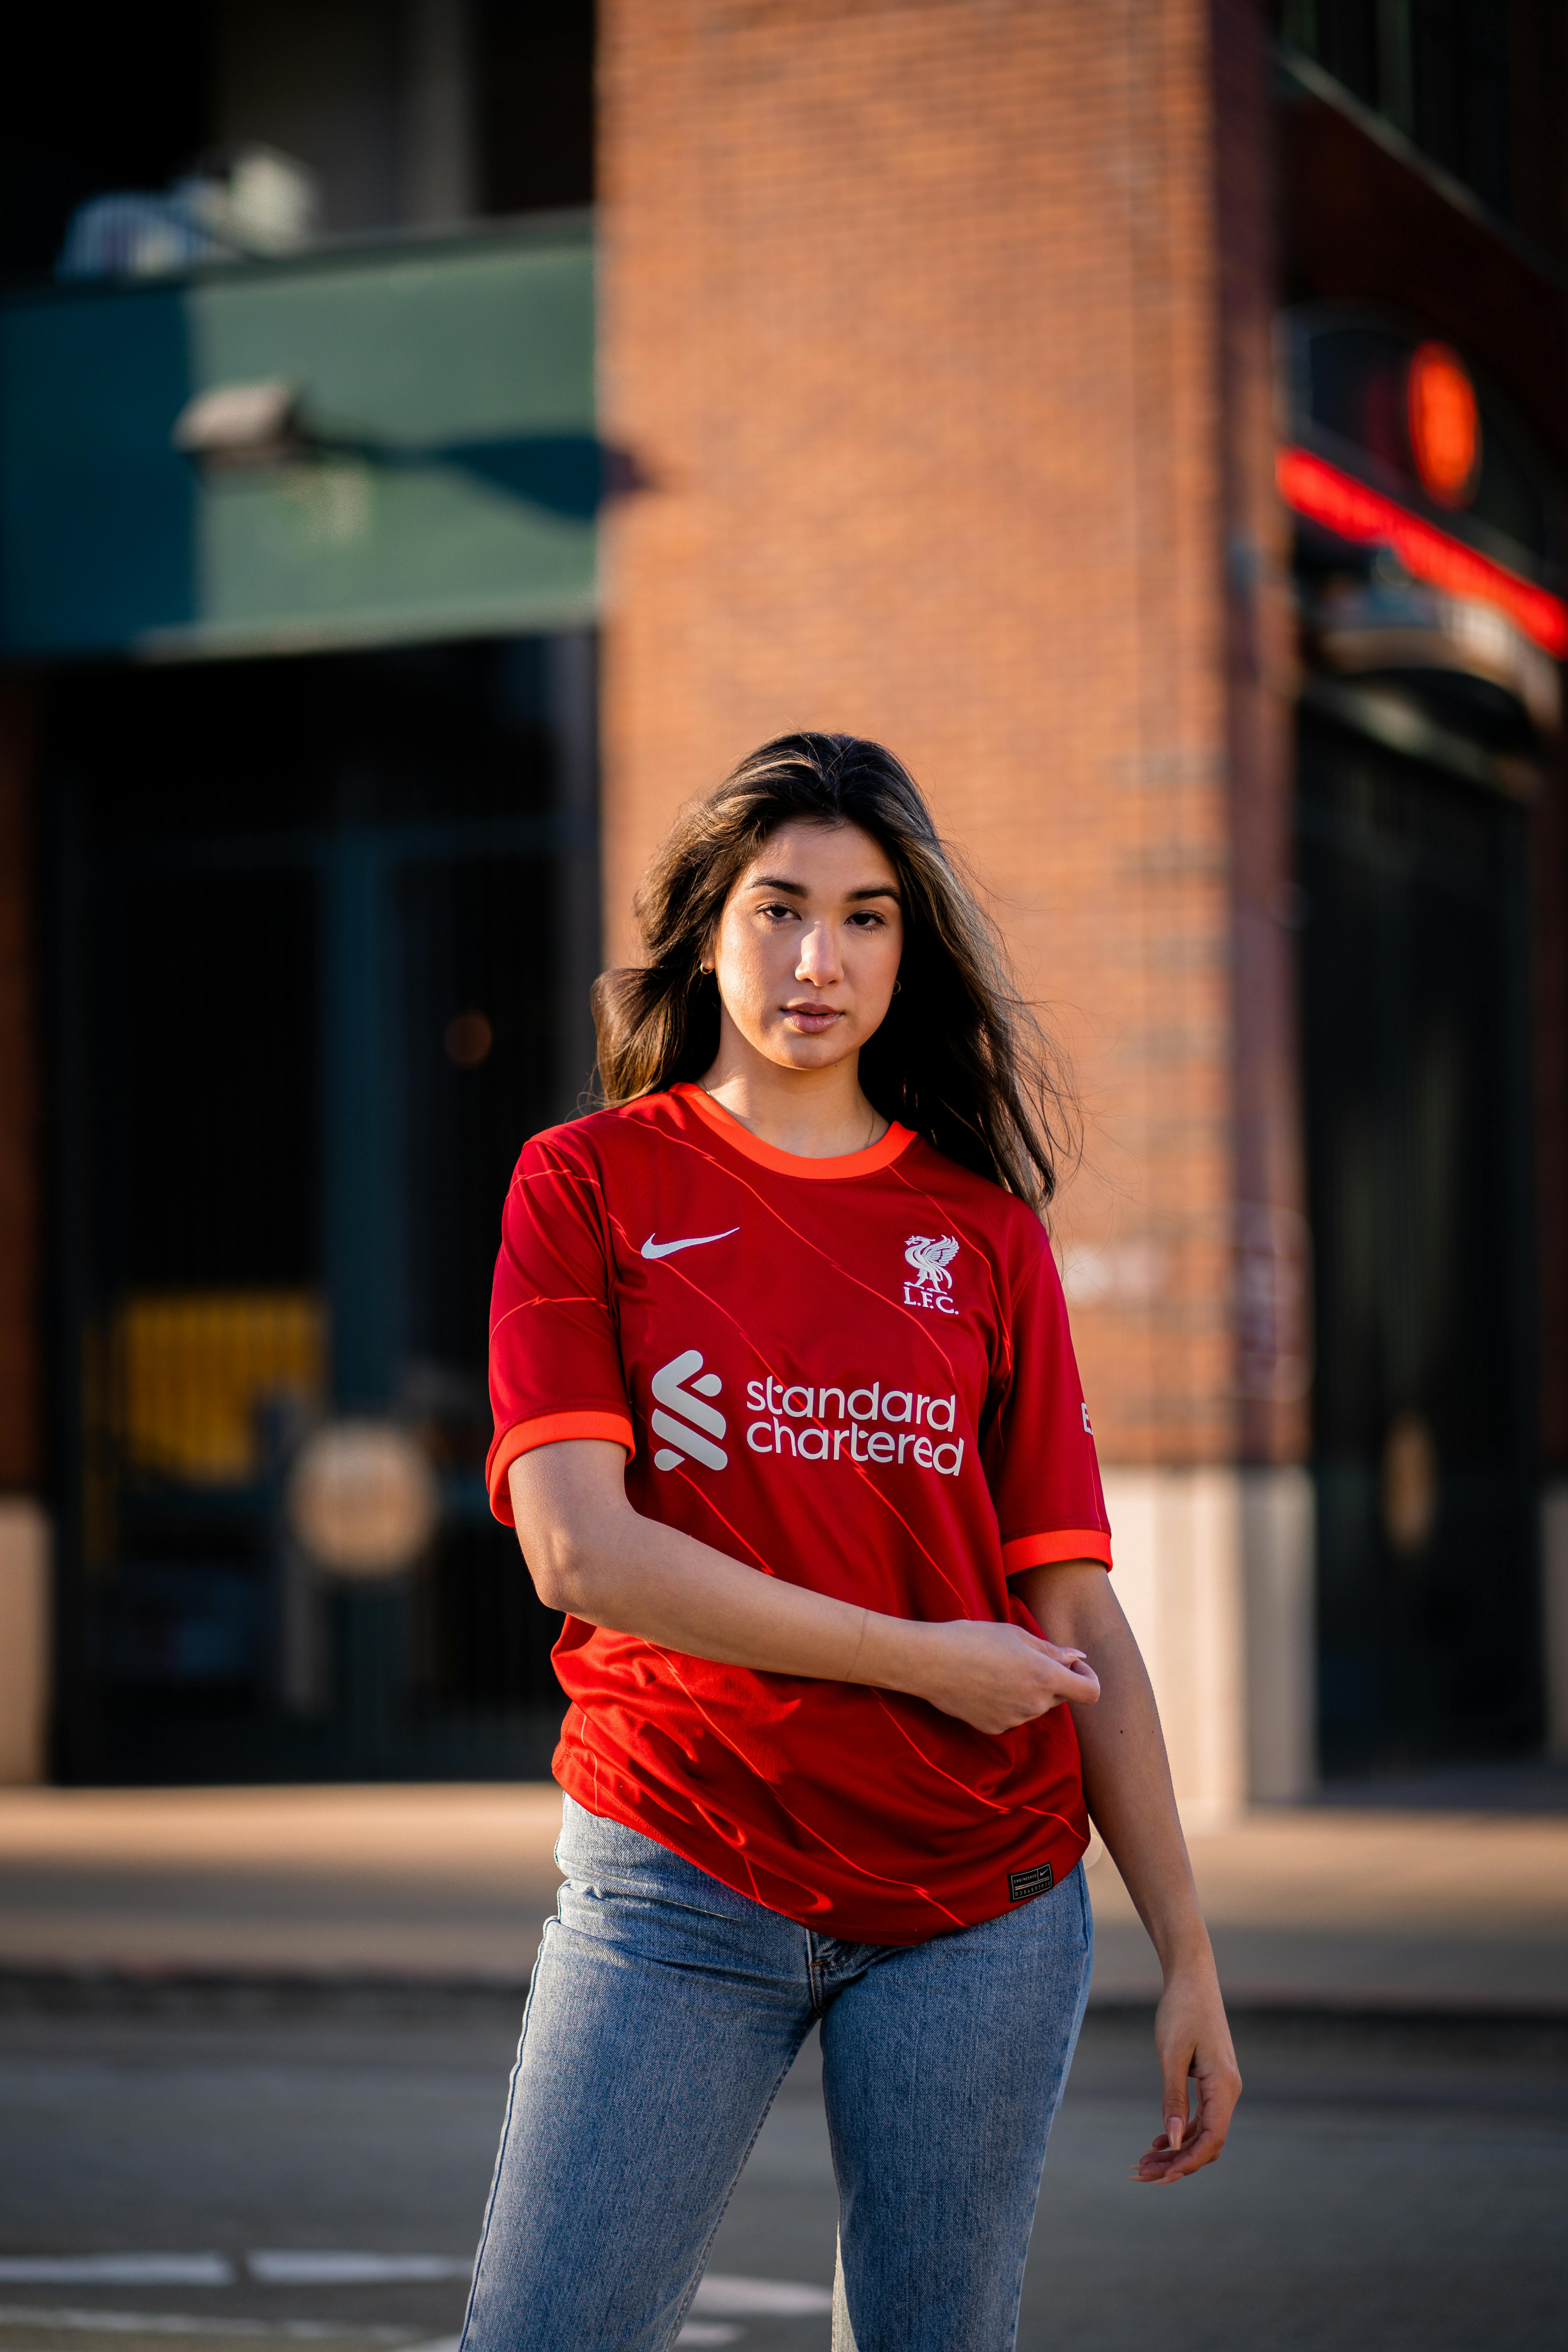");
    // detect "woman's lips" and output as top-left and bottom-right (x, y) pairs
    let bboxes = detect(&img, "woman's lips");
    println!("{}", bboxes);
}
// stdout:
(782, 1003), (840, 1033)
